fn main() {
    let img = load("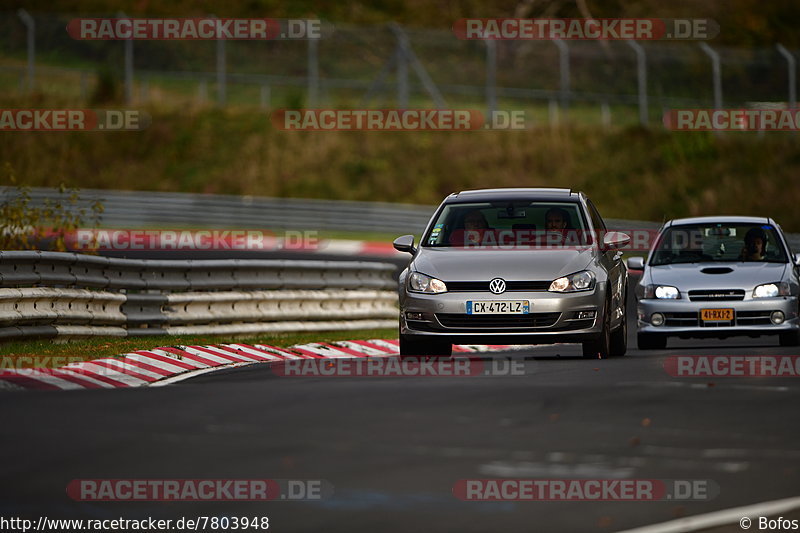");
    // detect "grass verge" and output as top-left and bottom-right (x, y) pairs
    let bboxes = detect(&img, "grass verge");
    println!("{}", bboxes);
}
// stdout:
(0, 328), (397, 368)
